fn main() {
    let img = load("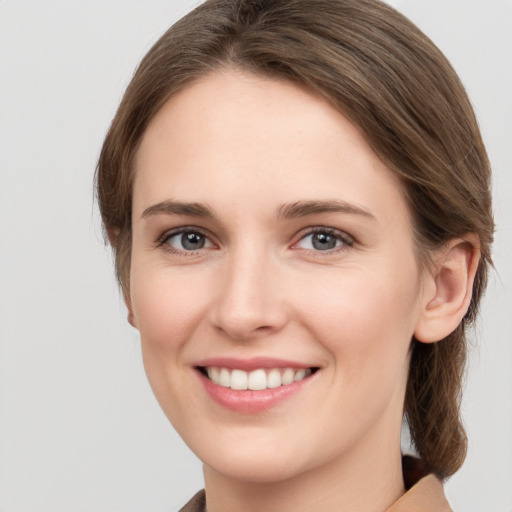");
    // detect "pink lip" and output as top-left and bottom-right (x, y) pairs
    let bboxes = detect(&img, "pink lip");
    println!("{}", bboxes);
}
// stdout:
(193, 357), (312, 372)
(193, 357), (318, 414)
(197, 371), (312, 413)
